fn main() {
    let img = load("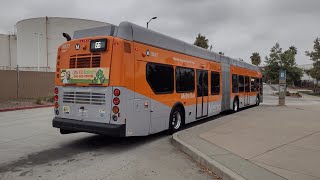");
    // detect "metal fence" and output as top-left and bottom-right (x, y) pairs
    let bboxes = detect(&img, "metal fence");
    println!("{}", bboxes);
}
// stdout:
(0, 67), (55, 99)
